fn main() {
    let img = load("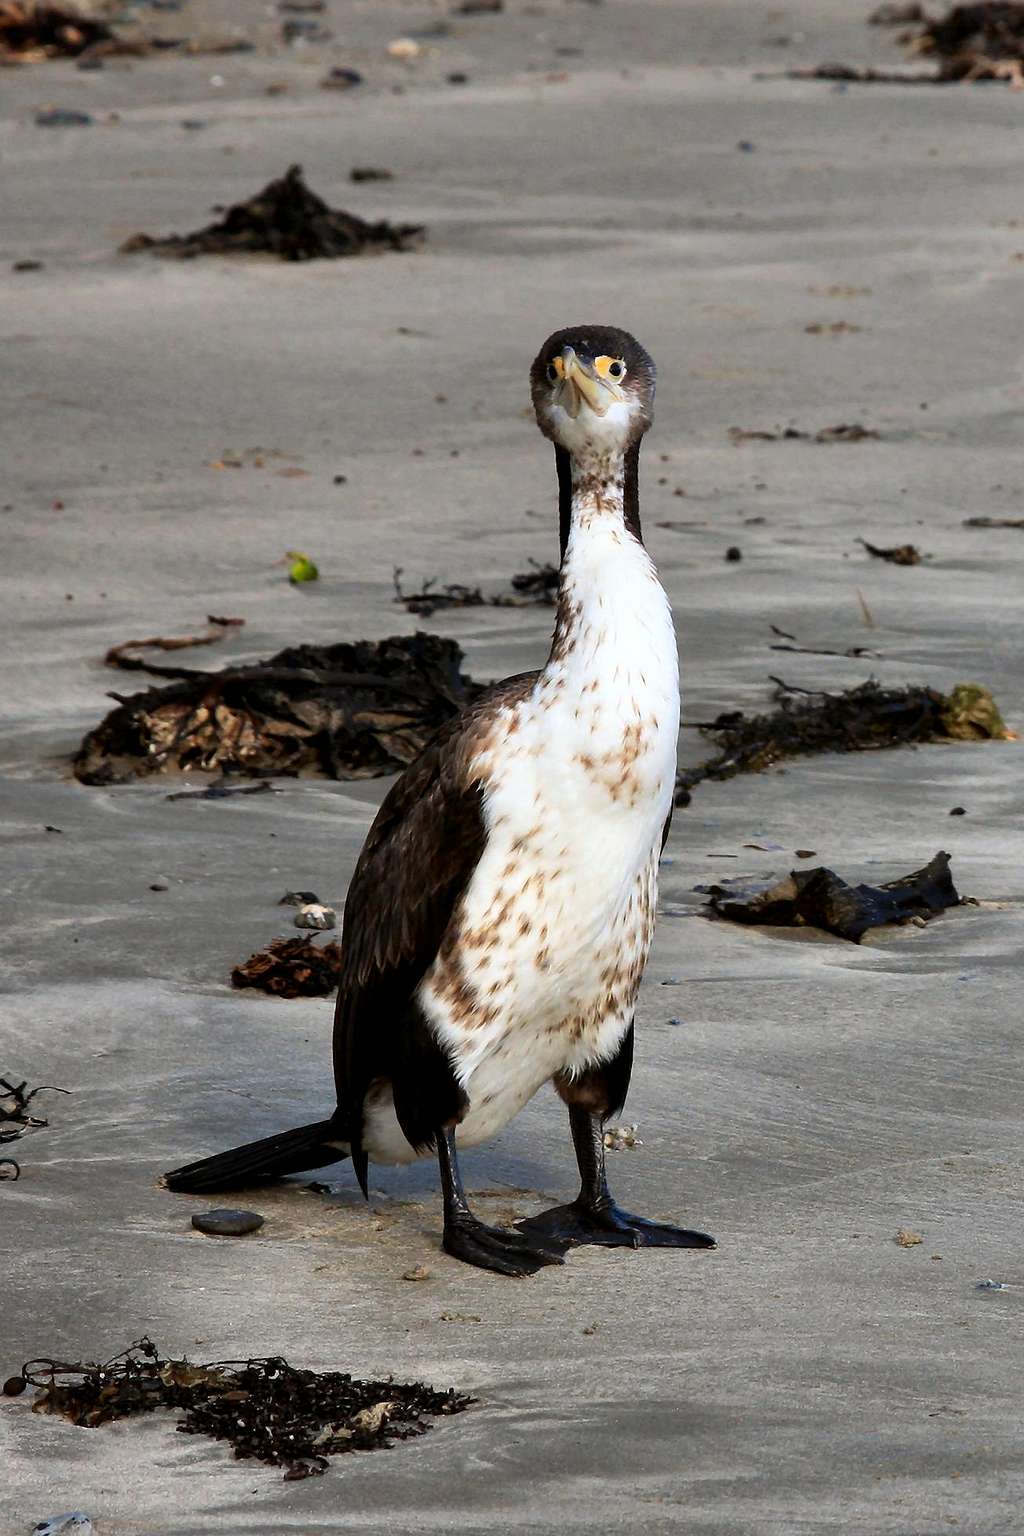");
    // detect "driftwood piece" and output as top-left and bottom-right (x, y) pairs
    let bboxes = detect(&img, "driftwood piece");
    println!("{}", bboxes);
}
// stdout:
(704, 851), (960, 943)
(74, 632), (481, 785)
